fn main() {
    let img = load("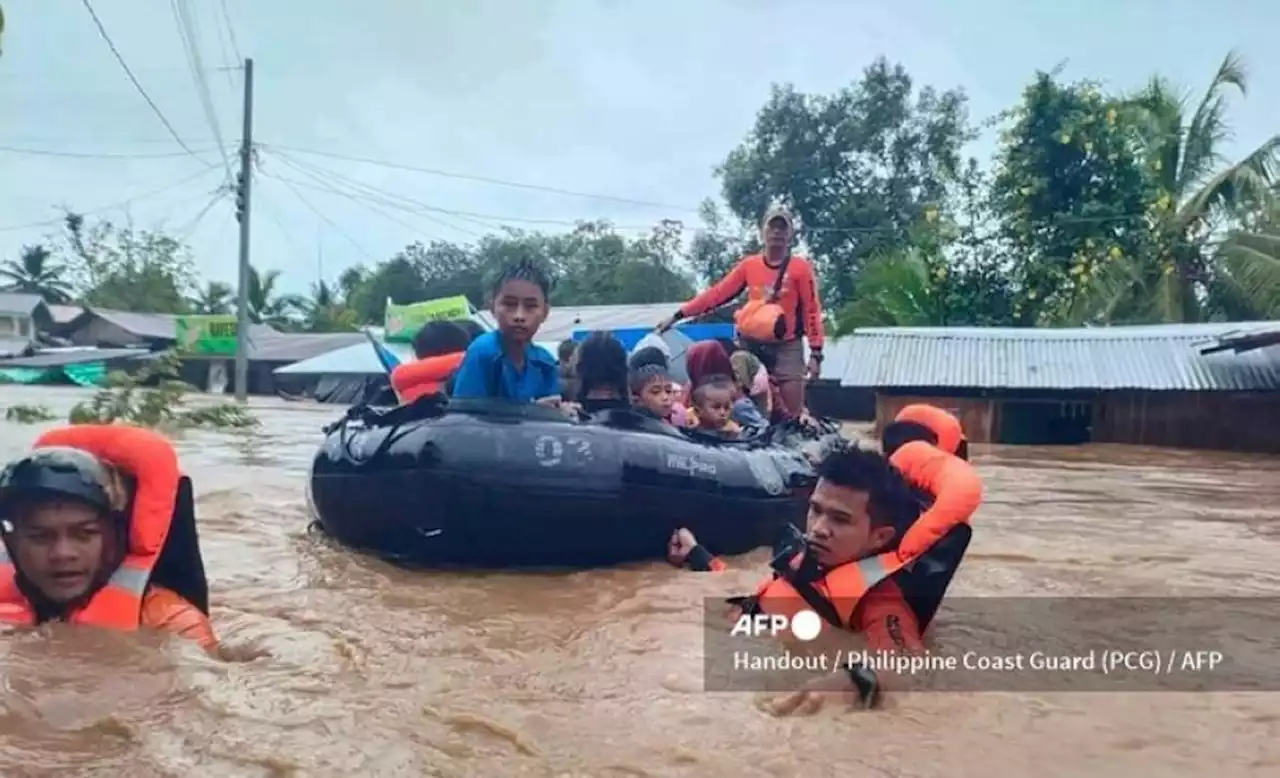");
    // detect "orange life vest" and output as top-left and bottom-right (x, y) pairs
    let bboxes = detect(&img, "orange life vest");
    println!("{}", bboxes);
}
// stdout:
(894, 403), (964, 456)
(0, 424), (180, 630)
(390, 352), (466, 403)
(740, 441), (983, 633)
